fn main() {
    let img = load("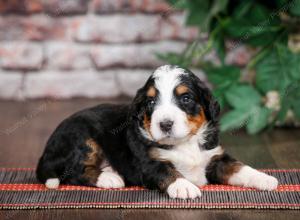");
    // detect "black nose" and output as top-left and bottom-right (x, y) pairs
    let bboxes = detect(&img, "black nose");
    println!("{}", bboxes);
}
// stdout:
(159, 120), (174, 133)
